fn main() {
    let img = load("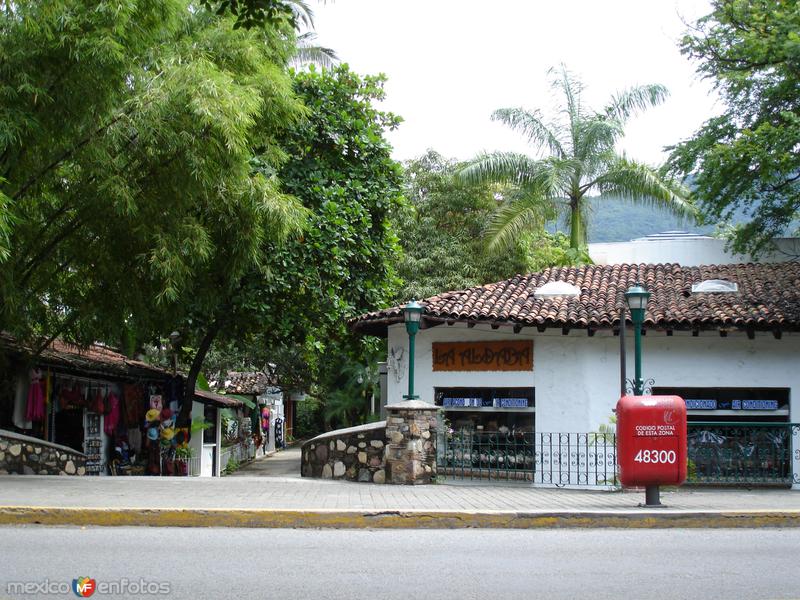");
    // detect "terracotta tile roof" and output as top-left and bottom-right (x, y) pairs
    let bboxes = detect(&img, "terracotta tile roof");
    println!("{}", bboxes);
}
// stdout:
(350, 263), (800, 336)
(193, 389), (243, 408)
(0, 333), (170, 380)
(216, 370), (277, 395)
